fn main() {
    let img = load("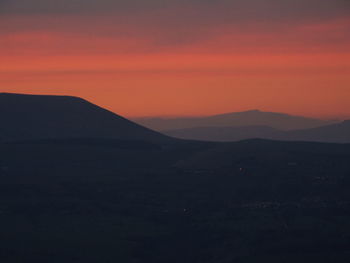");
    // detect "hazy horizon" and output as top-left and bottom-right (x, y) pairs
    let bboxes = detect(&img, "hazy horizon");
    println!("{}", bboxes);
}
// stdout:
(1, 91), (350, 120)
